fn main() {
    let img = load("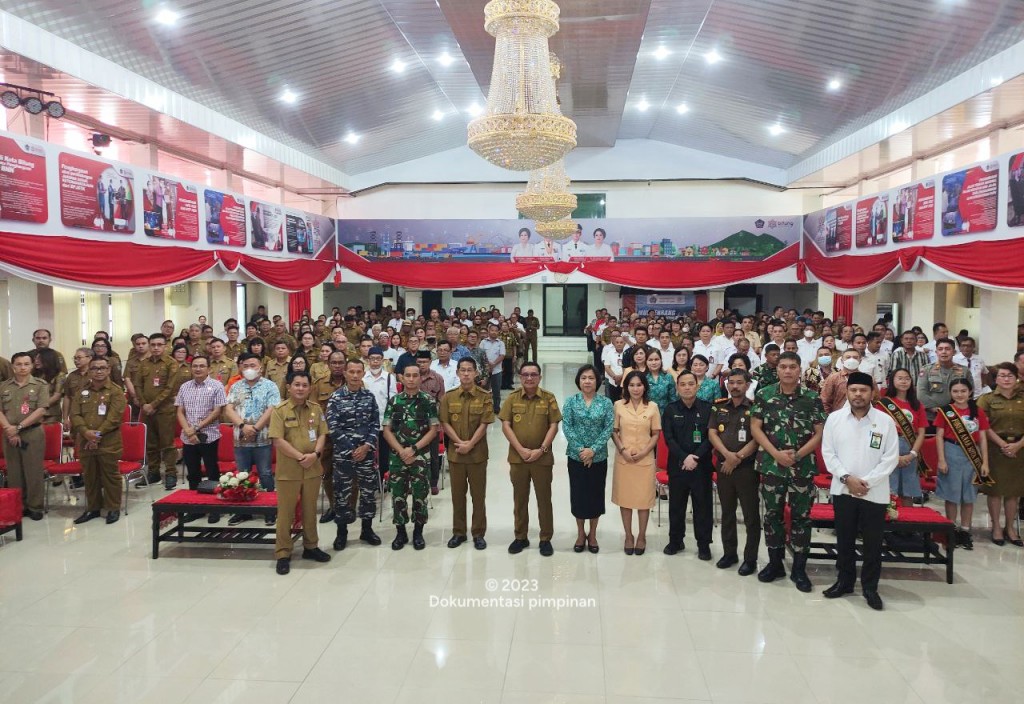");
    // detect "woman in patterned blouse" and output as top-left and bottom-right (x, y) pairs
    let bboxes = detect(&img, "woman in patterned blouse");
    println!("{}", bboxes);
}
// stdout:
(689, 354), (720, 403)
(645, 349), (676, 415)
